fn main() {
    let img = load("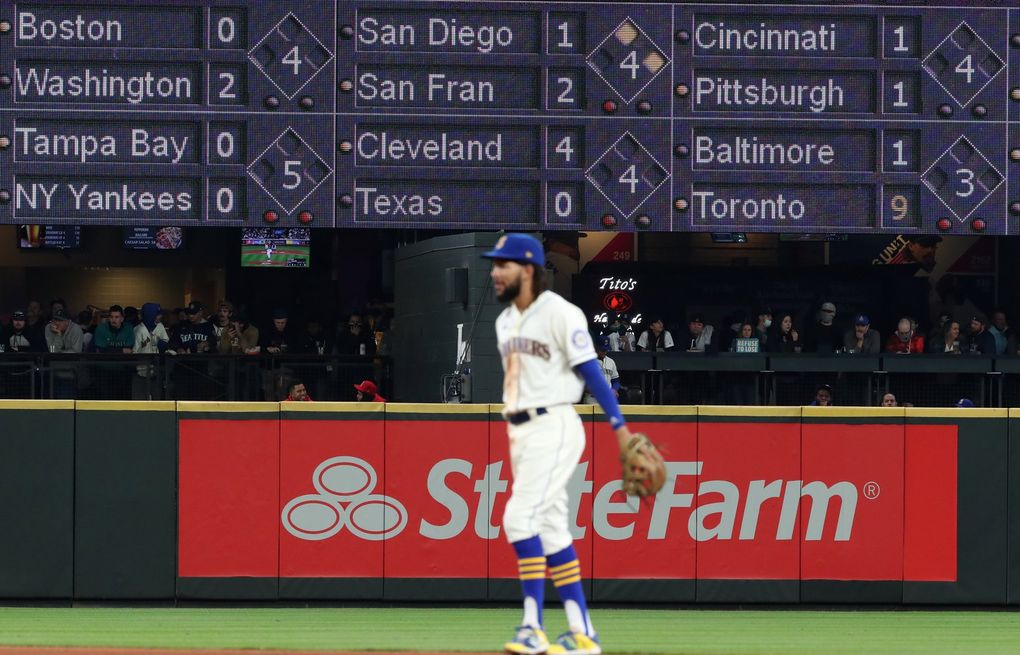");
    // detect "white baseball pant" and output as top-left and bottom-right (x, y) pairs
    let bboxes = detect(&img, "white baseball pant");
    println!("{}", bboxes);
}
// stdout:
(502, 404), (585, 555)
